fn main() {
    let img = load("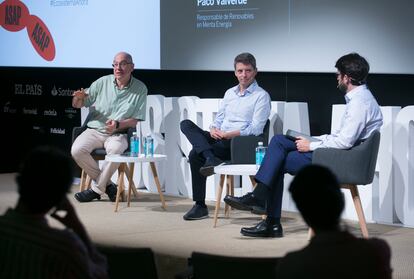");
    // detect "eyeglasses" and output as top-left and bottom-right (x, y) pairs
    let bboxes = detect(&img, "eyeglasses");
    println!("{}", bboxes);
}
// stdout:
(112, 61), (132, 69)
